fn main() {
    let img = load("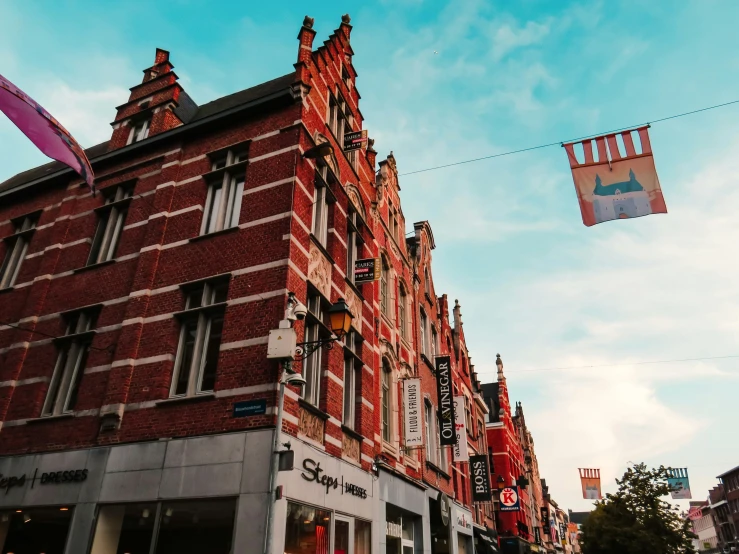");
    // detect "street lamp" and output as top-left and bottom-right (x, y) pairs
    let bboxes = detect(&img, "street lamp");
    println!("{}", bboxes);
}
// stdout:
(497, 476), (506, 490)
(294, 297), (354, 361)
